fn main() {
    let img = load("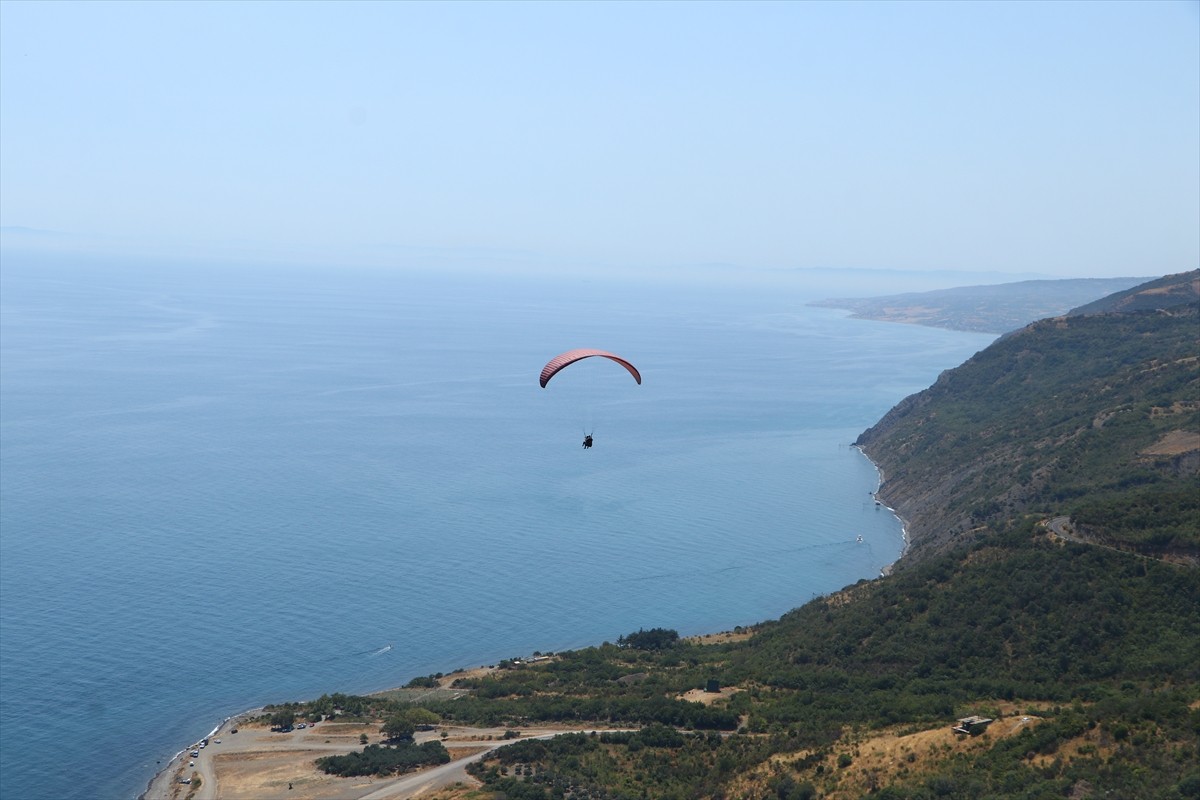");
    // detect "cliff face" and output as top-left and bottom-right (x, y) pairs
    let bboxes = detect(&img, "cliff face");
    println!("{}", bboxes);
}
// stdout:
(857, 271), (1200, 566)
